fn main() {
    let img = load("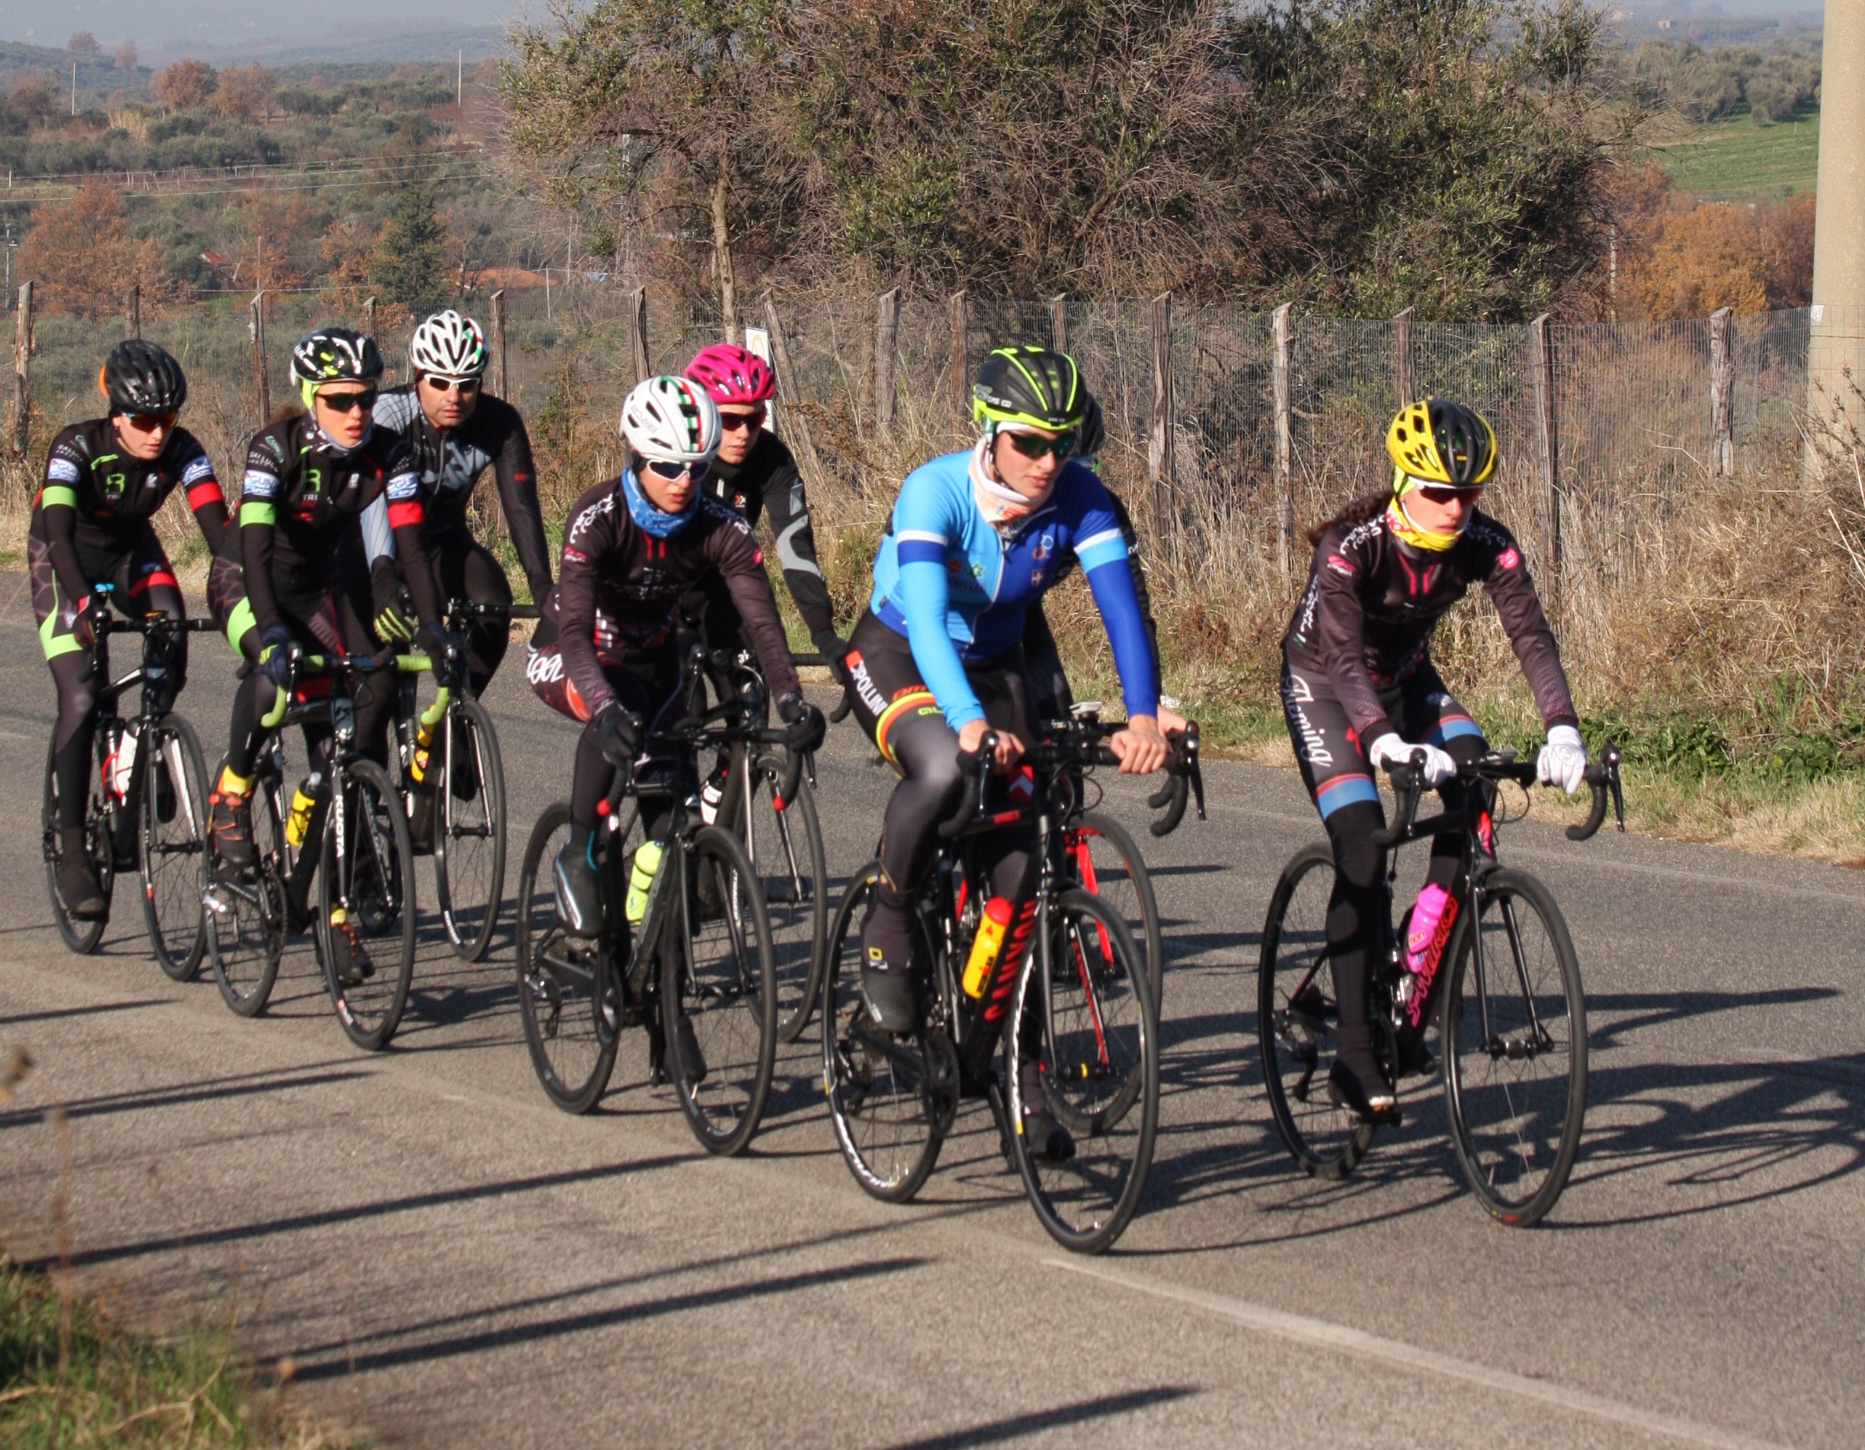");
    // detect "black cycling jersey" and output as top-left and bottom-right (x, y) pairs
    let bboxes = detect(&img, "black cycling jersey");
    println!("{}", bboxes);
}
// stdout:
(540, 477), (801, 720)
(1283, 502), (1577, 746)
(699, 430), (835, 641)
(363, 385), (553, 604)
(32, 418), (227, 605)
(237, 413), (442, 638)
